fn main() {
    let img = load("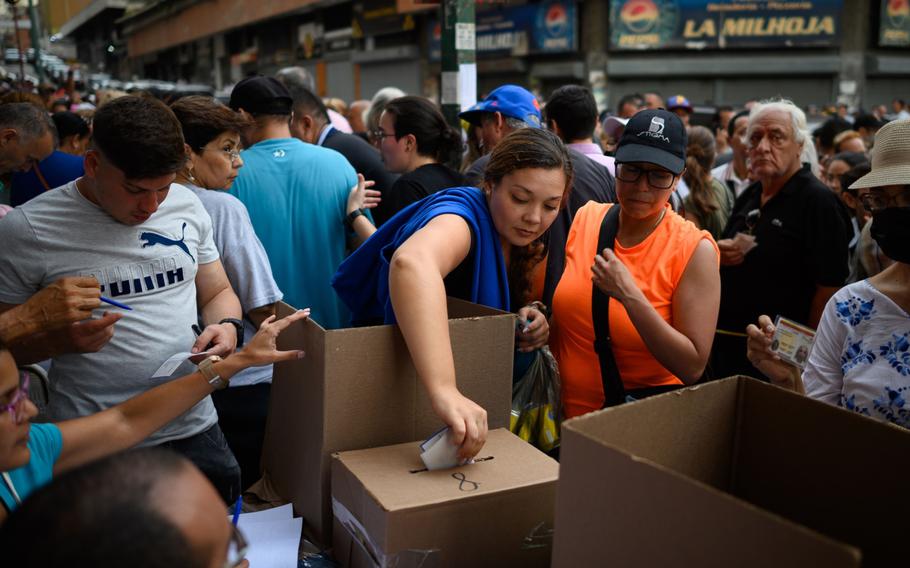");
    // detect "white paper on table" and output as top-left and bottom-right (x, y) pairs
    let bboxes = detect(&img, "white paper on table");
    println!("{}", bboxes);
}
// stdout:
(236, 517), (302, 568)
(234, 503), (293, 526)
(151, 350), (213, 378)
(420, 427), (462, 471)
